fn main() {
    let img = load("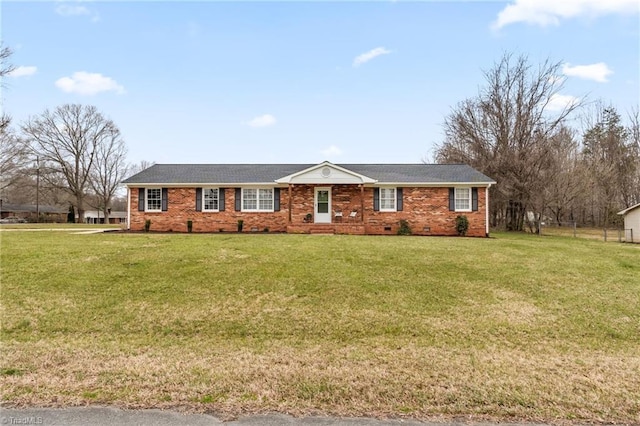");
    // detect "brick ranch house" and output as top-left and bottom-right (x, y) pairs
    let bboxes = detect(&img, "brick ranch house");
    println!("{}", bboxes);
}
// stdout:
(122, 162), (496, 236)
